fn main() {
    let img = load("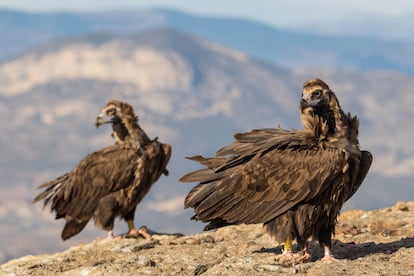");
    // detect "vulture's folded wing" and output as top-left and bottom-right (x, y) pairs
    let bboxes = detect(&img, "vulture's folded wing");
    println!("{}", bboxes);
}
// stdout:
(34, 143), (142, 220)
(346, 150), (373, 201)
(182, 129), (348, 226)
